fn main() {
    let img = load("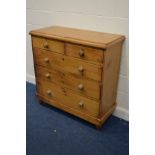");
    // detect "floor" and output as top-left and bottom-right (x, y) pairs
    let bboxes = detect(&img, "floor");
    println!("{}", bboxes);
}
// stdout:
(26, 82), (129, 155)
